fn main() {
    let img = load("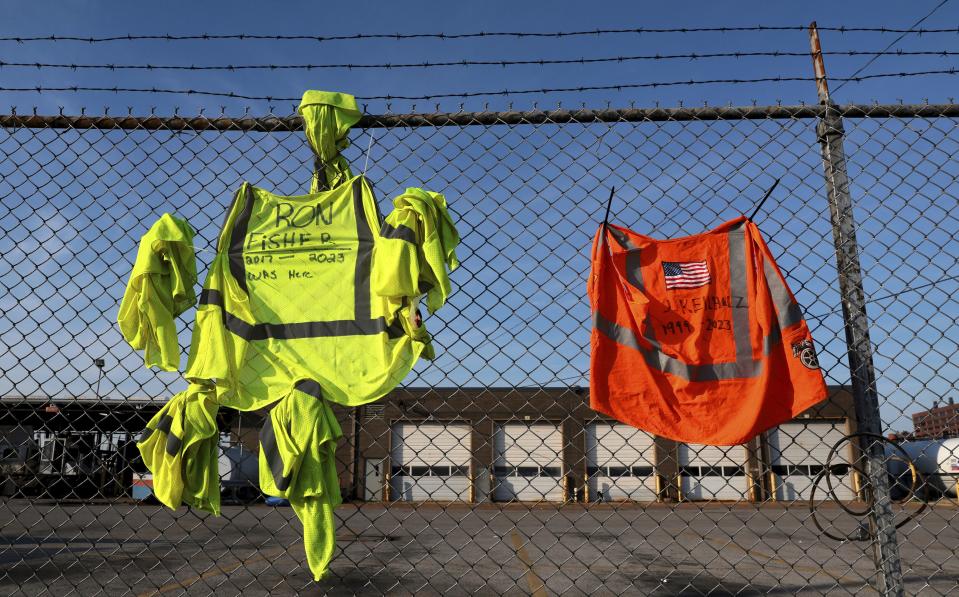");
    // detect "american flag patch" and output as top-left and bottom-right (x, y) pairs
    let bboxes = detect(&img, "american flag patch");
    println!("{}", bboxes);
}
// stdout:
(663, 260), (711, 289)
